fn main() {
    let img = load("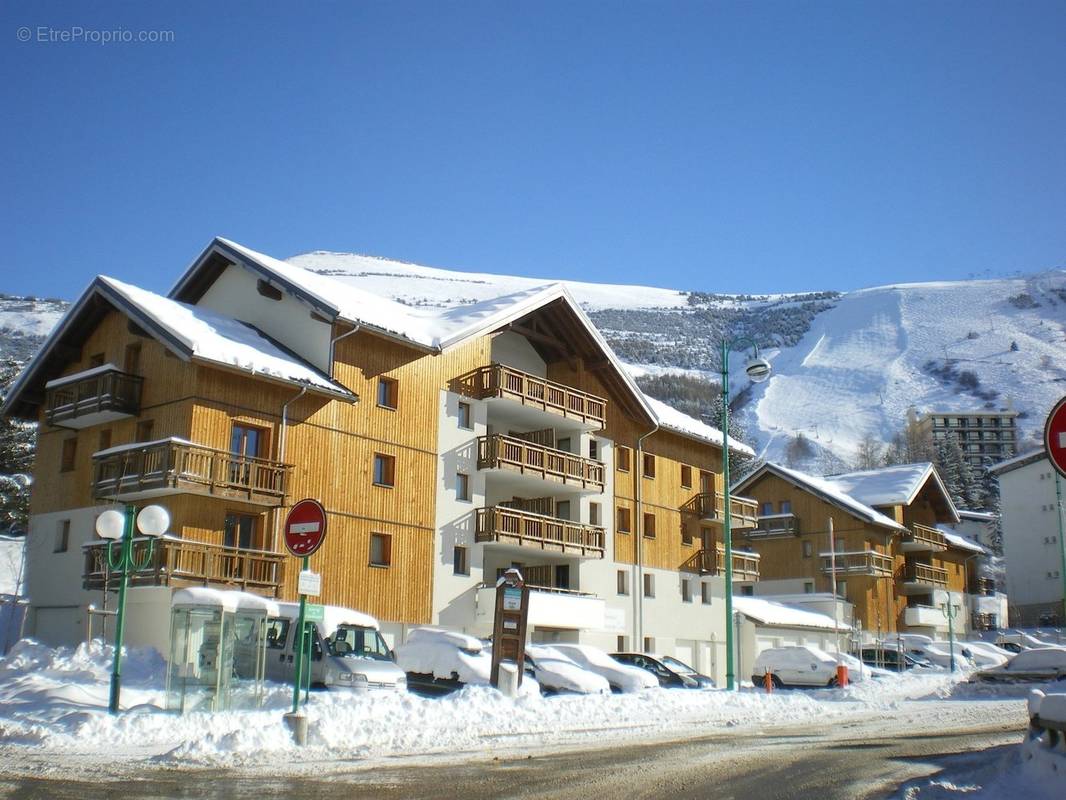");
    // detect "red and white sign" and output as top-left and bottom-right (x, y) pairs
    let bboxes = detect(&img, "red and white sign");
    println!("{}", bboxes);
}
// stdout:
(1045, 396), (1066, 478)
(284, 499), (328, 558)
